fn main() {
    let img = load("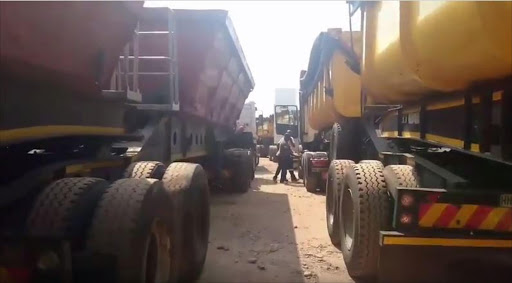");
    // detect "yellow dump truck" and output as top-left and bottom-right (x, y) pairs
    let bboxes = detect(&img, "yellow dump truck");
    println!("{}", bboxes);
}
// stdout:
(300, 1), (512, 282)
